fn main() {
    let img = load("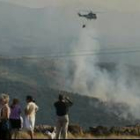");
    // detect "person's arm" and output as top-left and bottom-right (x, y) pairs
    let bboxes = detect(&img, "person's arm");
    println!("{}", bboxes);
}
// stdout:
(1, 105), (10, 119)
(18, 106), (22, 115)
(65, 97), (73, 107)
(6, 105), (10, 119)
(35, 104), (39, 112)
